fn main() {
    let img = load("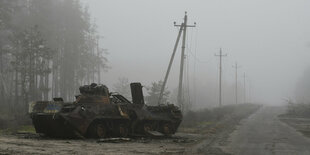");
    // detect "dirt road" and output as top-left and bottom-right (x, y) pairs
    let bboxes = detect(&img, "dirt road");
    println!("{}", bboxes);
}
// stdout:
(222, 106), (310, 155)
